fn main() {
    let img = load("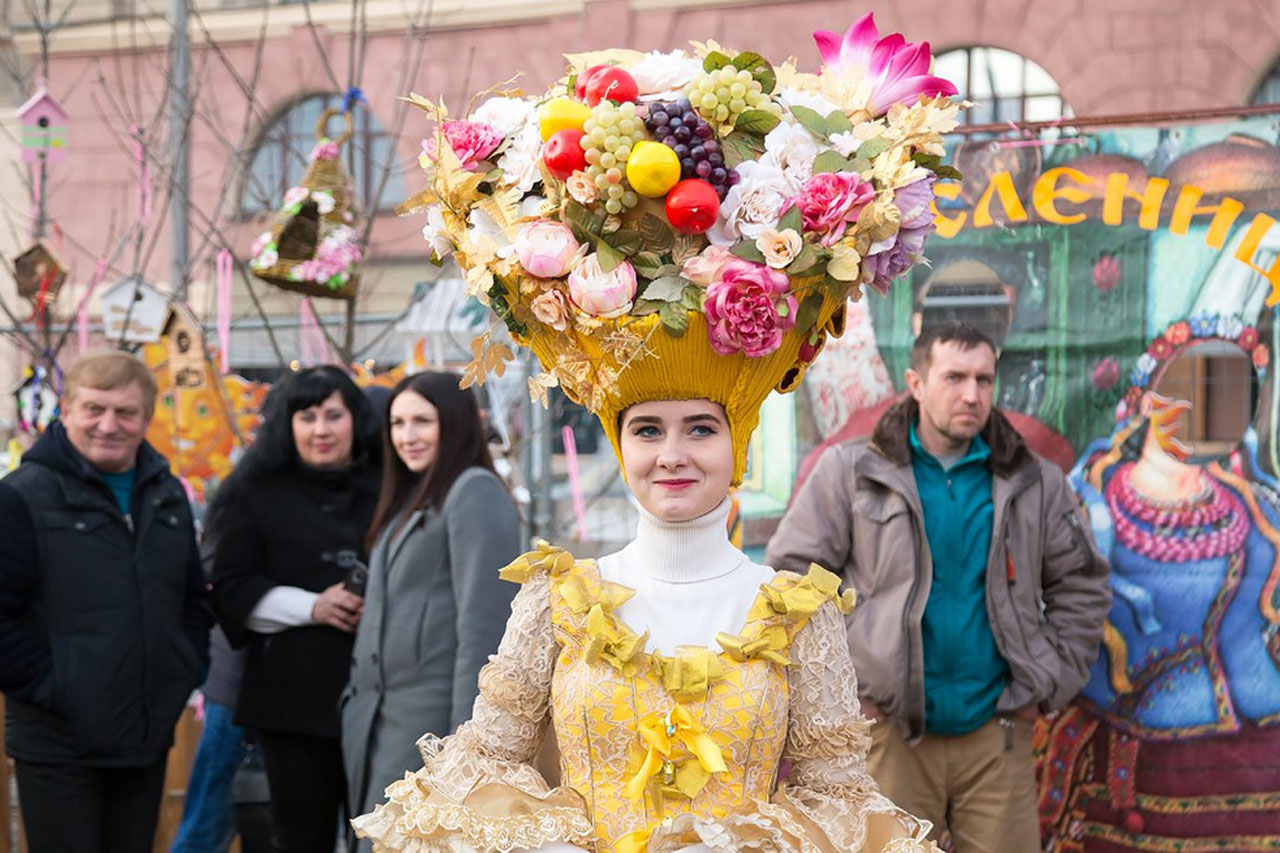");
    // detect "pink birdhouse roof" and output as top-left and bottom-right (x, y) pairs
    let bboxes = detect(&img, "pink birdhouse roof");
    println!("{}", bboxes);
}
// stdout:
(16, 88), (69, 123)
